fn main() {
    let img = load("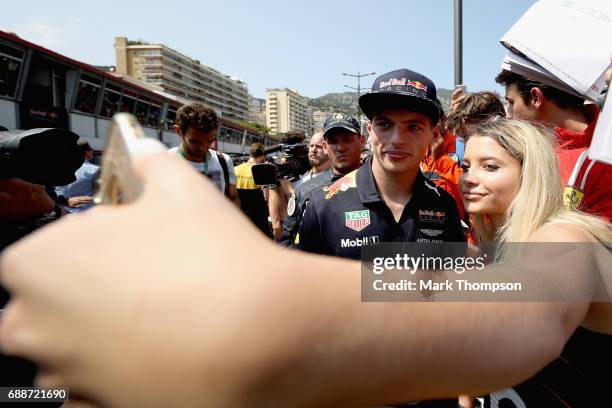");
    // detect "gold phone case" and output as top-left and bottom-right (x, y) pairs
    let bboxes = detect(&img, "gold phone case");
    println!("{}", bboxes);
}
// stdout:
(95, 113), (167, 205)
